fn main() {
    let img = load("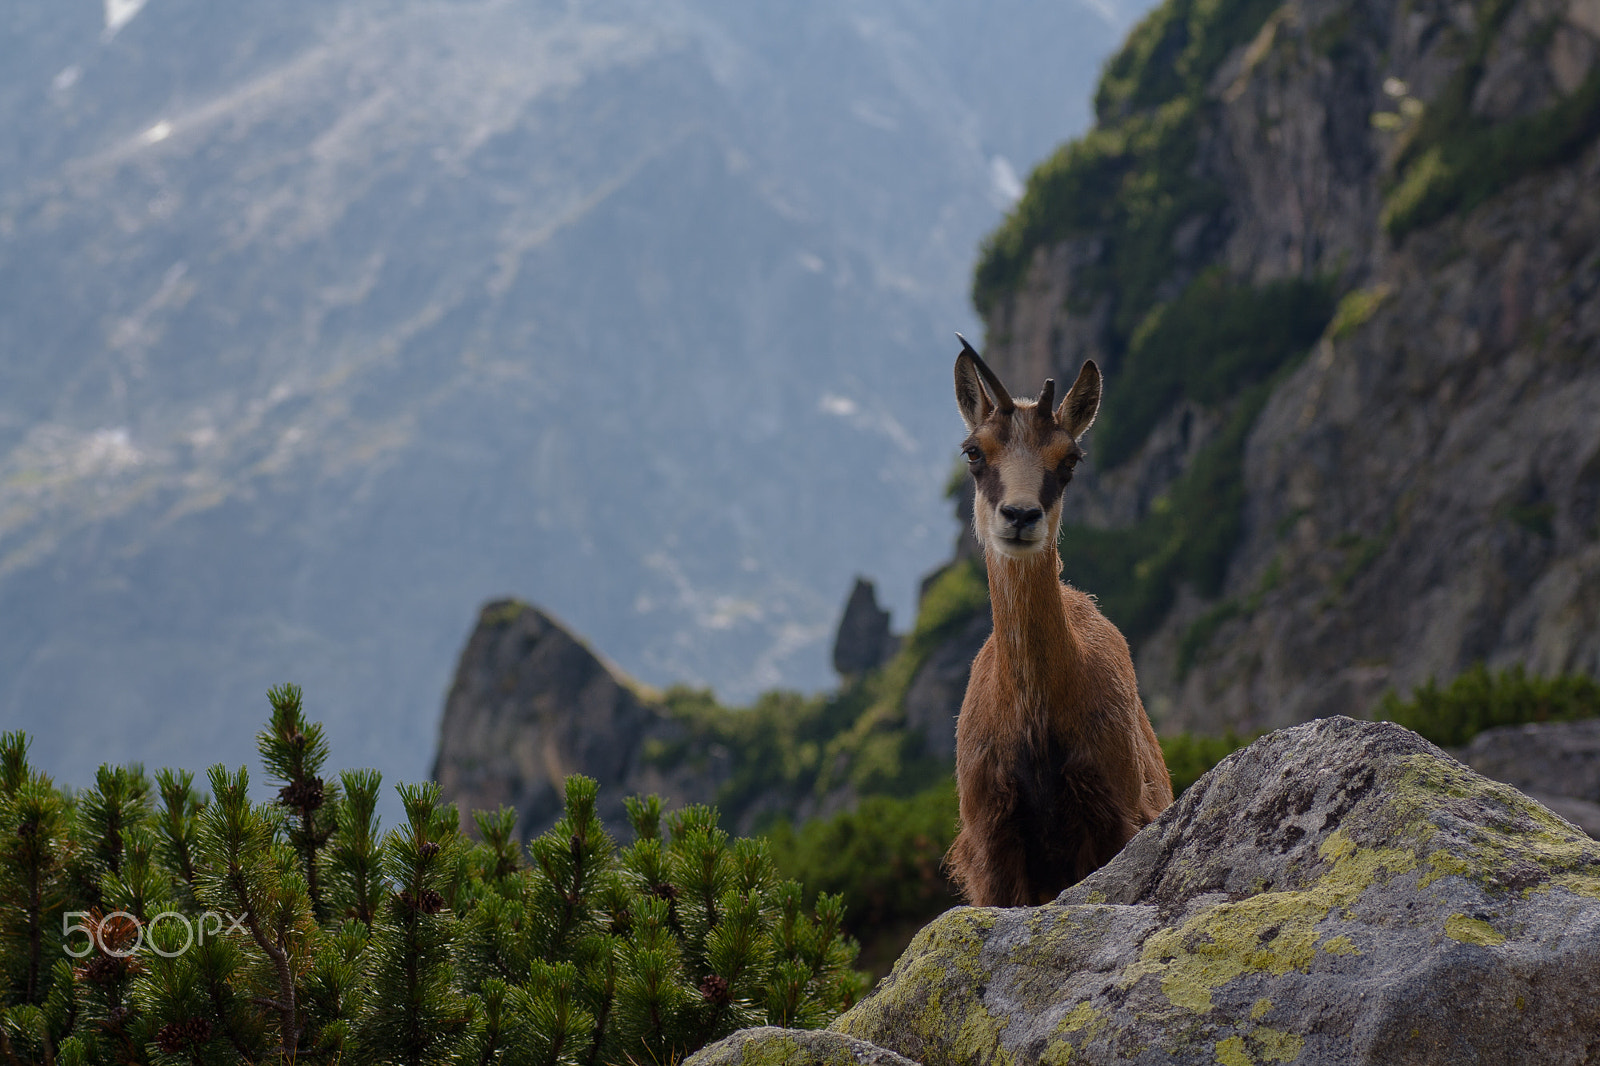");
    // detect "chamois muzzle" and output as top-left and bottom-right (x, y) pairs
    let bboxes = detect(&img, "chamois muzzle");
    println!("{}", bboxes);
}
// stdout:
(999, 505), (1044, 532)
